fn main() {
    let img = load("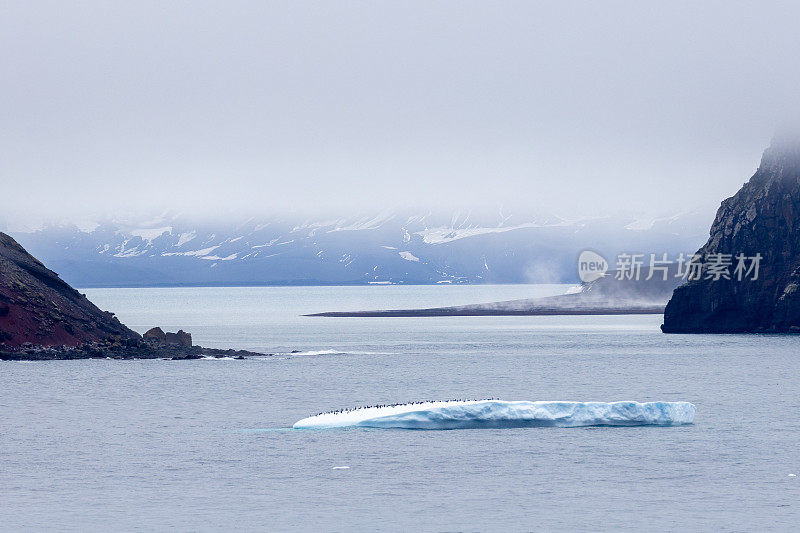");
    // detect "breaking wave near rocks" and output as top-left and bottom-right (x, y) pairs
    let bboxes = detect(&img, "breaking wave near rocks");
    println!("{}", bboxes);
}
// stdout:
(275, 349), (389, 357)
(293, 400), (696, 430)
